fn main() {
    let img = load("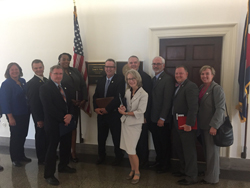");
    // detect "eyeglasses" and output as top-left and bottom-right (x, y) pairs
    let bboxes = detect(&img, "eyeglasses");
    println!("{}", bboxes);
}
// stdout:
(126, 78), (136, 81)
(152, 63), (163, 66)
(52, 73), (63, 75)
(104, 66), (115, 69)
